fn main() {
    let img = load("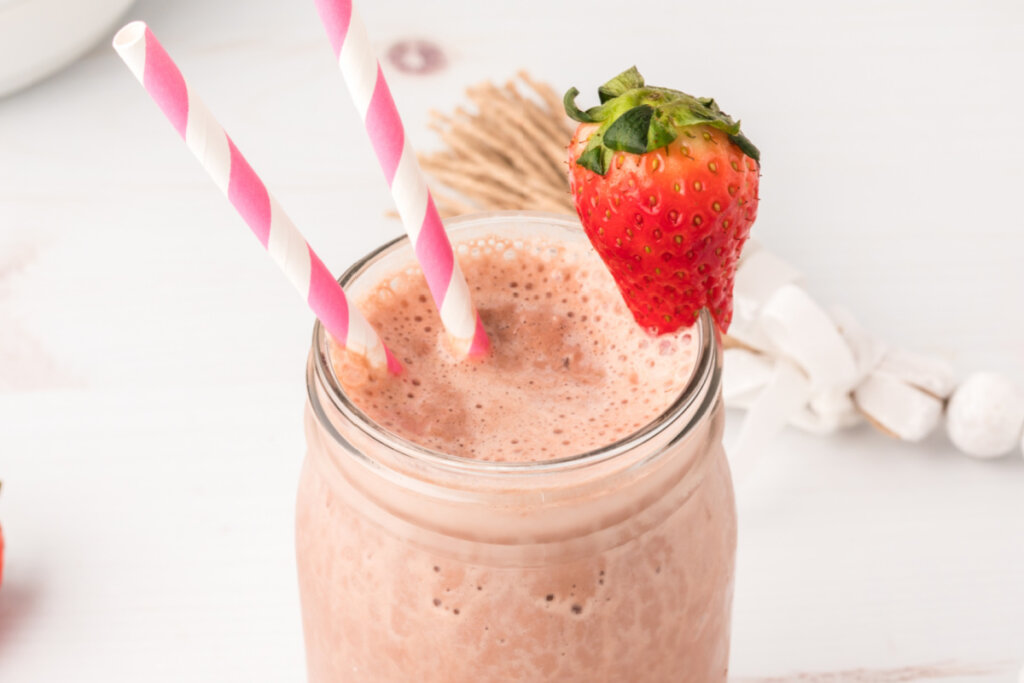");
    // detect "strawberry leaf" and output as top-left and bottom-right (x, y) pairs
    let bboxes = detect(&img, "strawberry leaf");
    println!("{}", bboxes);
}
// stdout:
(647, 115), (677, 150)
(577, 143), (611, 175)
(598, 66), (645, 104)
(603, 105), (653, 154)
(563, 87), (596, 123)
(728, 131), (760, 163)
